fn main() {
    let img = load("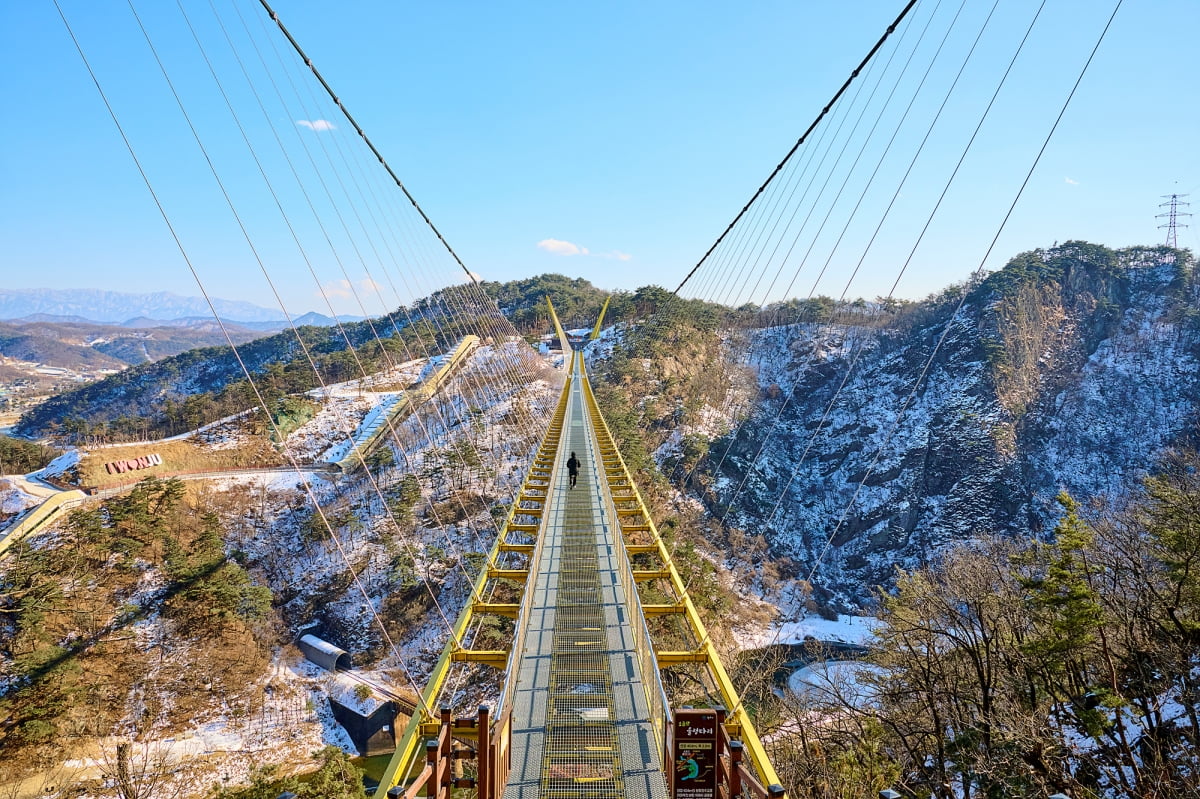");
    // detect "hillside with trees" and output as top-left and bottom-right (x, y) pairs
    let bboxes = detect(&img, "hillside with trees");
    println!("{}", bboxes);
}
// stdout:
(4, 243), (1200, 797)
(15, 276), (615, 443)
(761, 455), (1200, 798)
(694, 243), (1200, 606)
